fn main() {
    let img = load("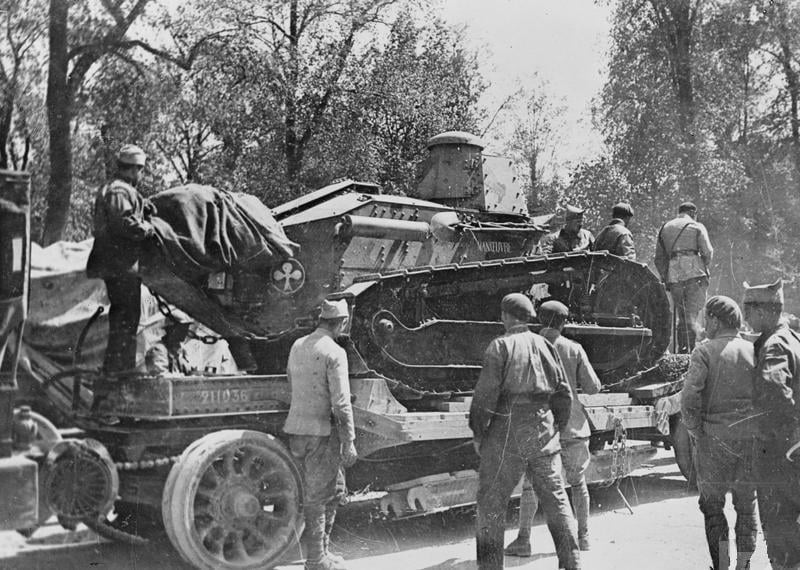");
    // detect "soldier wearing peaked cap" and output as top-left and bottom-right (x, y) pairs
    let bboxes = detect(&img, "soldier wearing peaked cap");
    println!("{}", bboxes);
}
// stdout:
(742, 280), (800, 569)
(655, 201), (714, 353)
(470, 294), (580, 570)
(592, 202), (636, 260)
(680, 295), (757, 570)
(284, 299), (357, 570)
(539, 205), (594, 255)
(87, 143), (156, 373)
